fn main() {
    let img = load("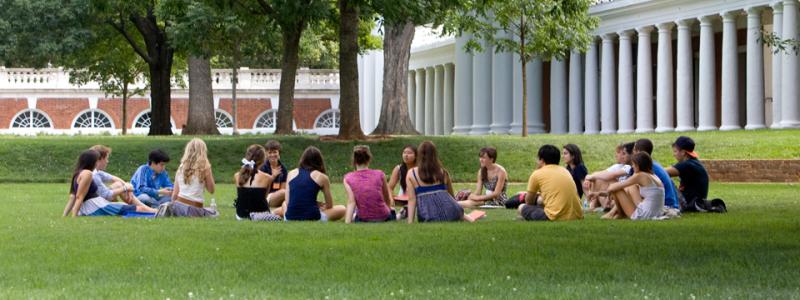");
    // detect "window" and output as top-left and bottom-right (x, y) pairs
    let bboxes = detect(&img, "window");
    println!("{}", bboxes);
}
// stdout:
(314, 109), (340, 129)
(73, 110), (113, 129)
(133, 112), (152, 128)
(254, 110), (277, 129)
(12, 110), (52, 129)
(215, 110), (233, 128)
